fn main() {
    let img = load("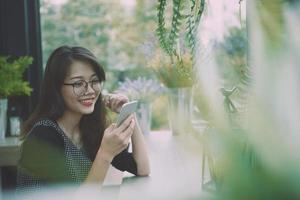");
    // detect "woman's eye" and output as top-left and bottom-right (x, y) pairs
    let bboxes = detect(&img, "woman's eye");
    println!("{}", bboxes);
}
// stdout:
(73, 81), (84, 88)
(91, 79), (100, 84)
